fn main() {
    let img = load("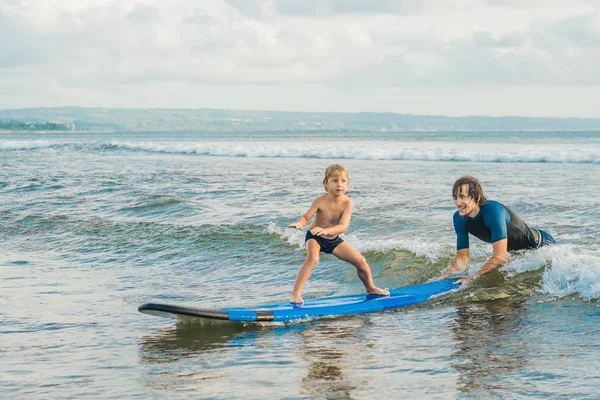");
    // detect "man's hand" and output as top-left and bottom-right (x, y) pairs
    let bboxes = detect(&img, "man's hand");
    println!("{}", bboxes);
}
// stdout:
(454, 276), (474, 285)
